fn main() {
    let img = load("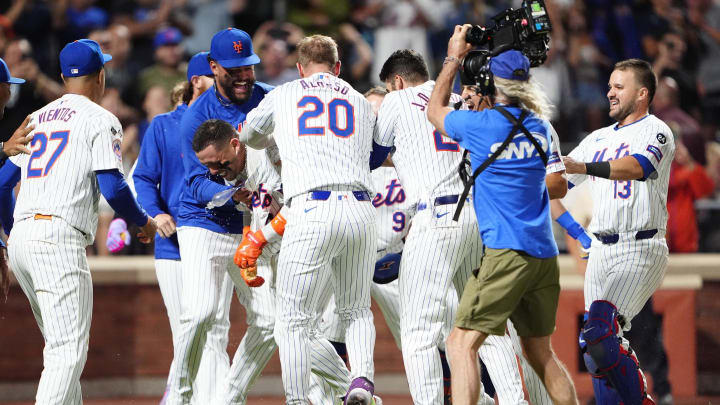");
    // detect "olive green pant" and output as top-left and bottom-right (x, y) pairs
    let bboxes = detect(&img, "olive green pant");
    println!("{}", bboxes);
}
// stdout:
(455, 248), (560, 336)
